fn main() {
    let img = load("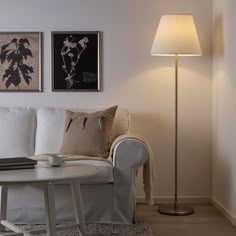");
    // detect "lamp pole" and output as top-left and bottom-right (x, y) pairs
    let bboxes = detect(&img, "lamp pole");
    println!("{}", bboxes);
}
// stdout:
(158, 55), (195, 216)
(174, 54), (179, 210)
